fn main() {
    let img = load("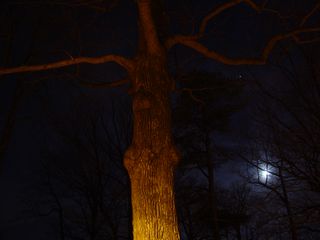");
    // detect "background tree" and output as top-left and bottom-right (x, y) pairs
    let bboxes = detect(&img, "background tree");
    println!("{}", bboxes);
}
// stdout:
(174, 71), (245, 240)
(218, 183), (251, 240)
(238, 48), (320, 239)
(23, 95), (133, 240)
